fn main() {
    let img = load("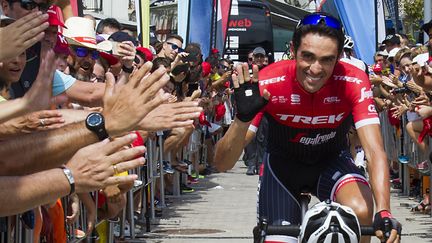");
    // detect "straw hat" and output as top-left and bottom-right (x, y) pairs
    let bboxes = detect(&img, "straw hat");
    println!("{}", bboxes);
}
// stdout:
(63, 17), (112, 51)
